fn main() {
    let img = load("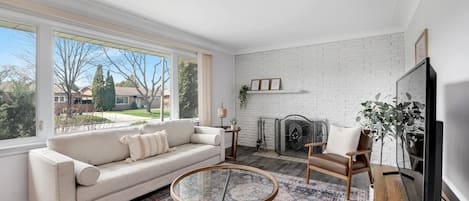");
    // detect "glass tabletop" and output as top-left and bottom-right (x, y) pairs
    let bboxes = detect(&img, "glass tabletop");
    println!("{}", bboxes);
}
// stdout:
(171, 165), (278, 201)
